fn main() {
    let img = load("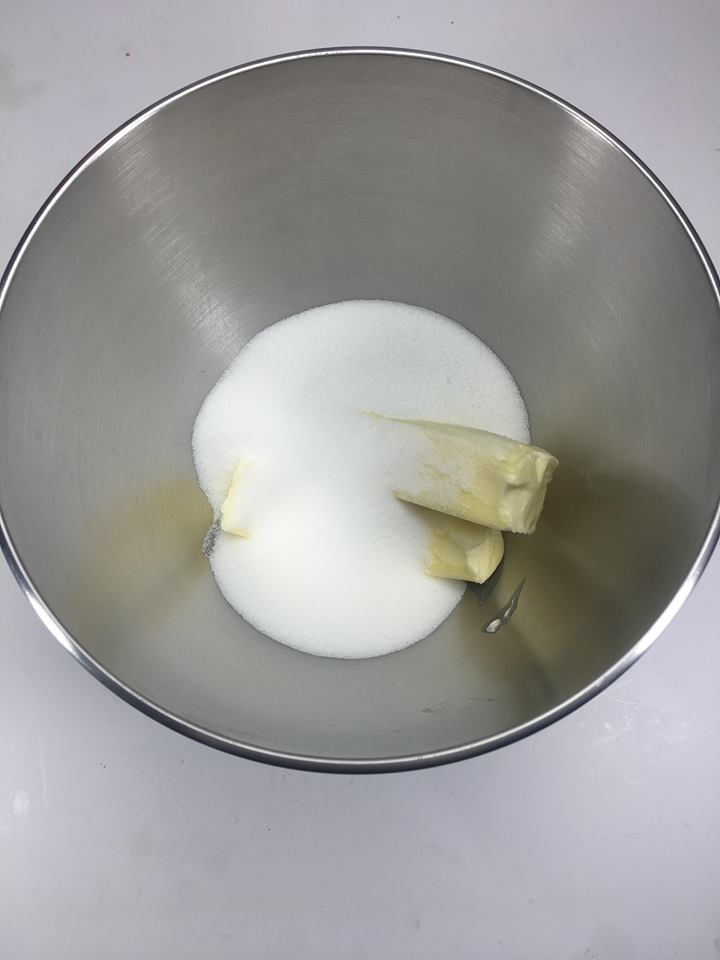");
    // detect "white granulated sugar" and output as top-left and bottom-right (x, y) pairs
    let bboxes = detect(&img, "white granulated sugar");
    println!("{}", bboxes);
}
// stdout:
(192, 300), (529, 659)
